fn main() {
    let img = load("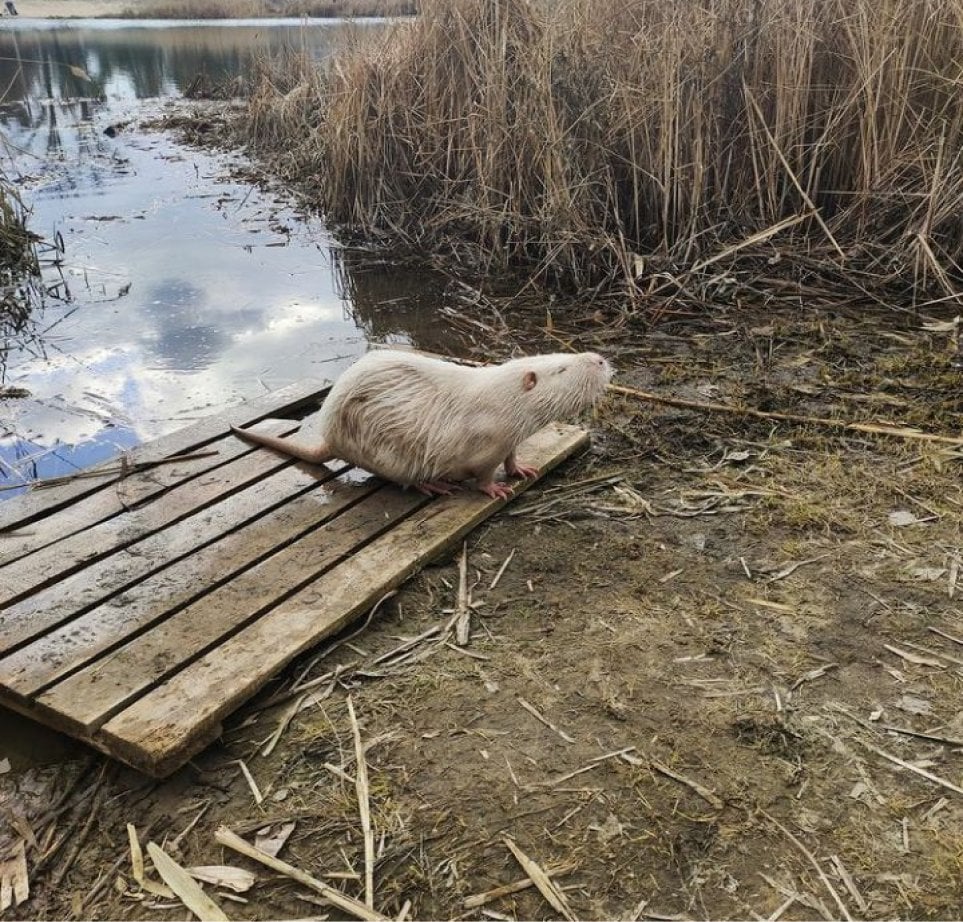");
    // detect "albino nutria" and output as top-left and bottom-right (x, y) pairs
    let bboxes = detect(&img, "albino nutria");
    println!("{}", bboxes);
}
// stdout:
(232, 349), (612, 498)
